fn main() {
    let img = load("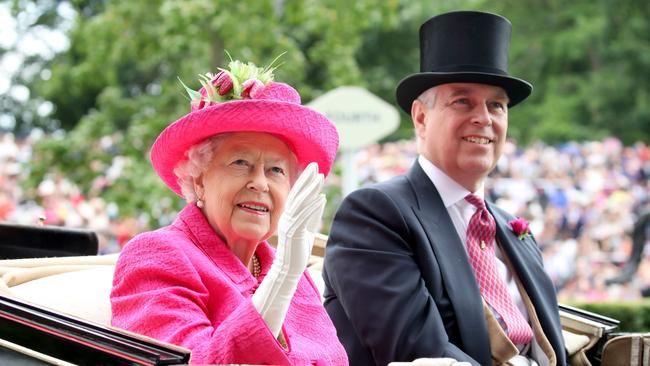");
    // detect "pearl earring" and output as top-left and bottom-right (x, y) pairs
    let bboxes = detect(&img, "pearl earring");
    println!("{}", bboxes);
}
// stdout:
(197, 199), (204, 208)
